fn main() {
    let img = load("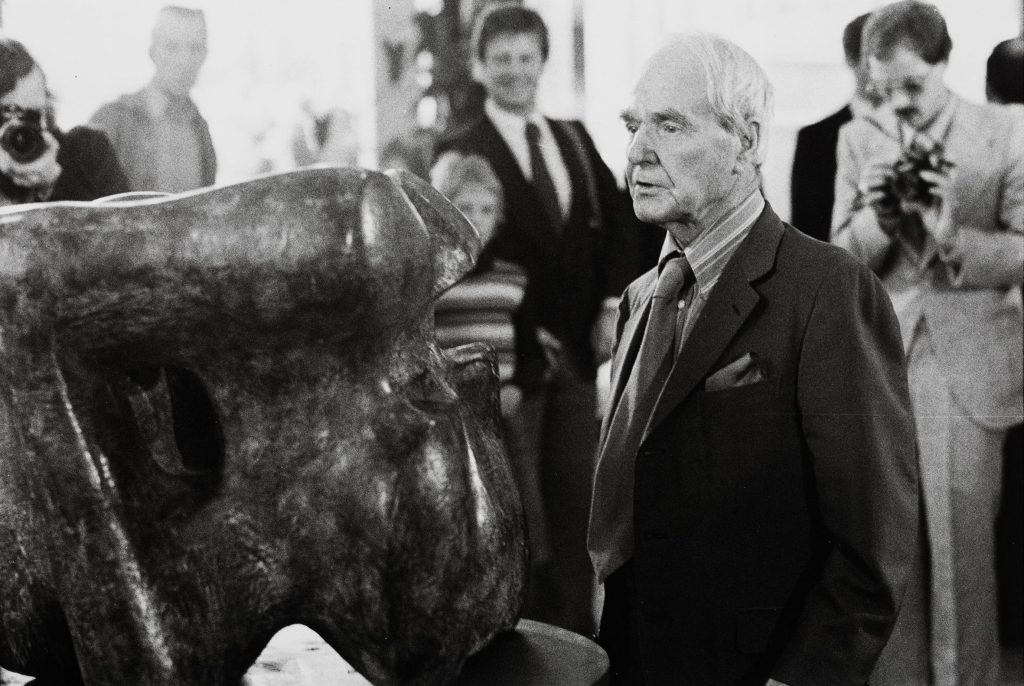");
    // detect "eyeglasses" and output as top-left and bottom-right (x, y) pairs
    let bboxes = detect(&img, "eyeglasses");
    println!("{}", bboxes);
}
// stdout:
(868, 64), (939, 101)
